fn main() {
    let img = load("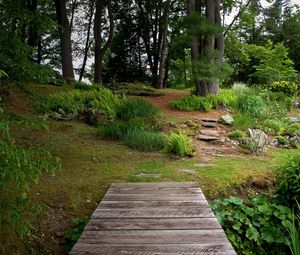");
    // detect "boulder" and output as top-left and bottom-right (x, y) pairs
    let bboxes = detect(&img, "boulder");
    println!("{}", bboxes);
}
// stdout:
(219, 115), (234, 125)
(199, 129), (219, 137)
(196, 134), (219, 141)
(248, 129), (268, 148)
(202, 122), (218, 128)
